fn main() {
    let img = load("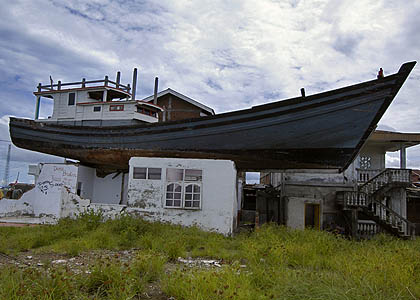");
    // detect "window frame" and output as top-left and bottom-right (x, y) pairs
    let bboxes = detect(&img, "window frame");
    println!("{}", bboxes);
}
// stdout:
(93, 106), (101, 112)
(110, 104), (124, 111)
(132, 167), (161, 180)
(164, 168), (202, 210)
(68, 92), (75, 106)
